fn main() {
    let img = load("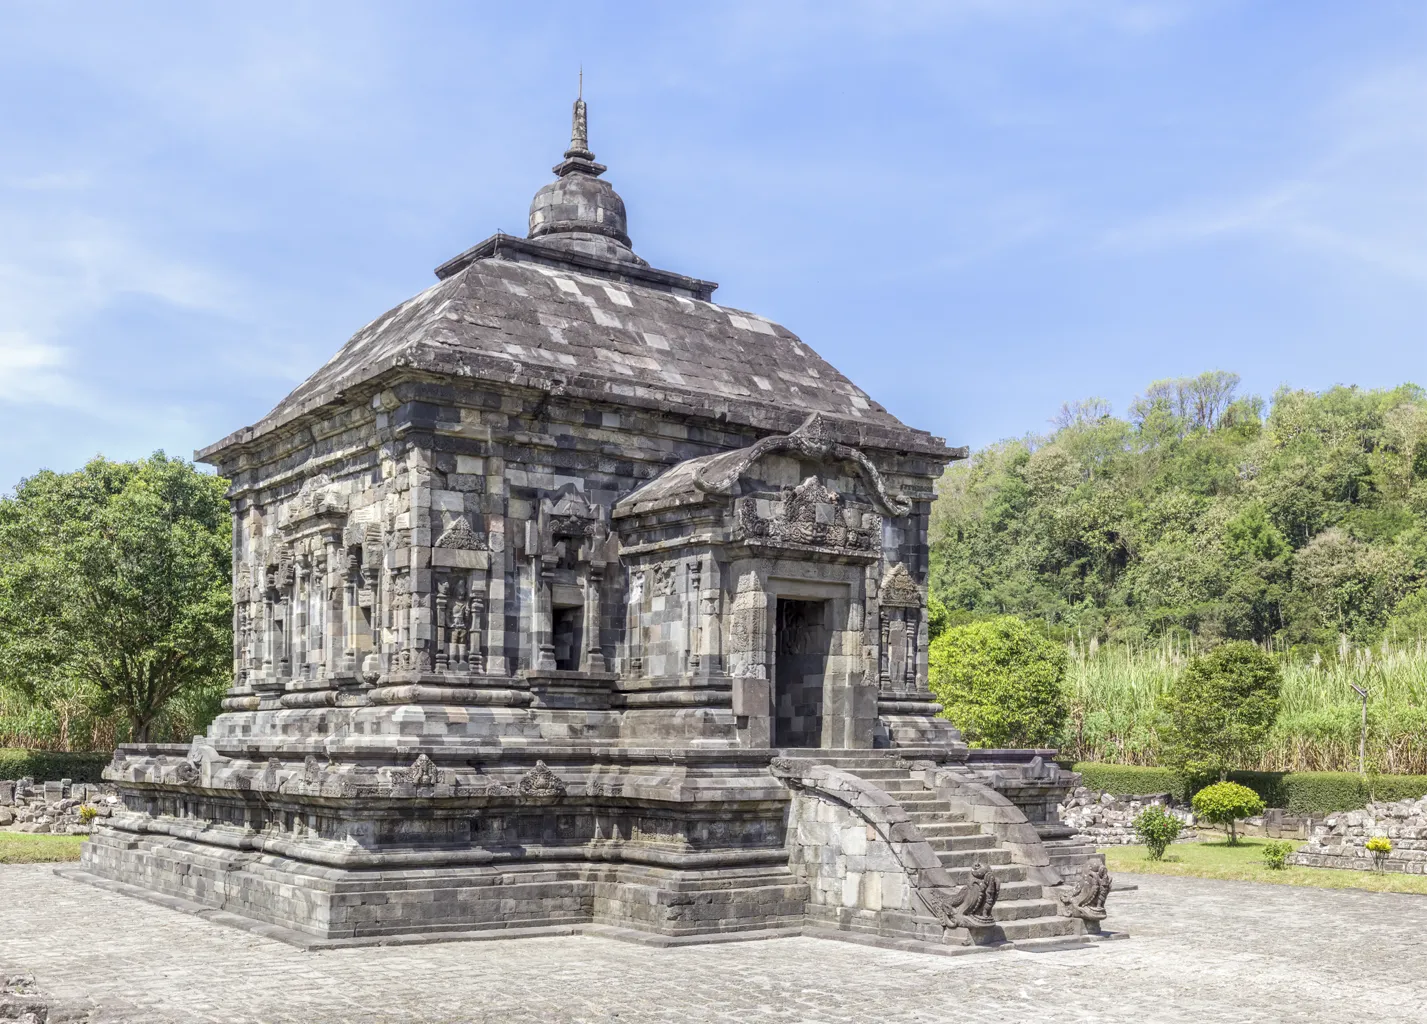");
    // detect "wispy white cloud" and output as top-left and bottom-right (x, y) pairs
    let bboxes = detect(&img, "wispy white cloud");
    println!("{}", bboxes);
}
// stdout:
(1103, 64), (1427, 283)
(0, 332), (75, 405)
(0, 205), (238, 412)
